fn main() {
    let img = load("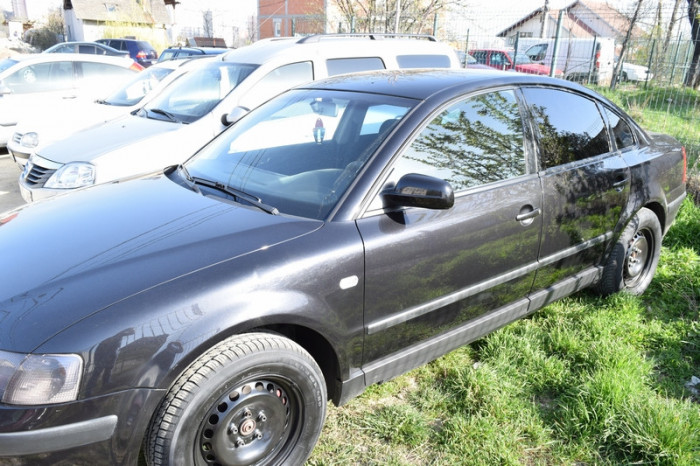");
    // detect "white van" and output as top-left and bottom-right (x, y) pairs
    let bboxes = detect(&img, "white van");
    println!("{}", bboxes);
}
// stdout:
(20, 34), (461, 202)
(516, 37), (615, 85)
